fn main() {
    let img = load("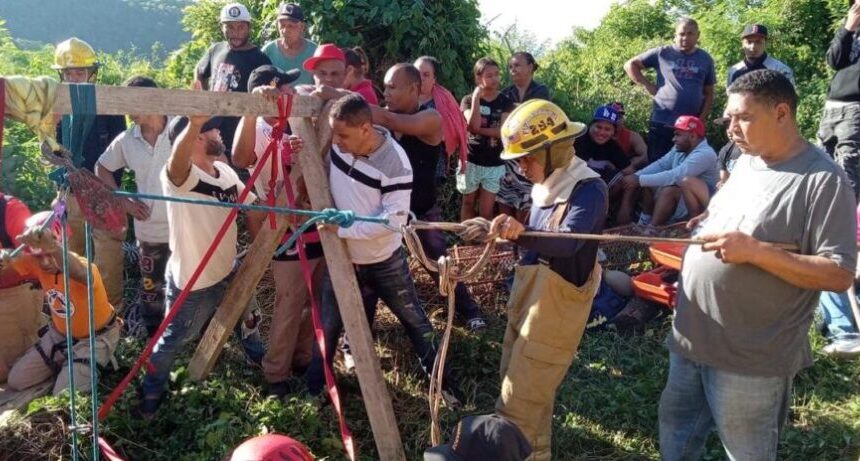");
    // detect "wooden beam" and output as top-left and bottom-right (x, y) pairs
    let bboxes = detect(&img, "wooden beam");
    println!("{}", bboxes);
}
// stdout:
(50, 83), (321, 118)
(292, 115), (406, 461)
(187, 192), (291, 381)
